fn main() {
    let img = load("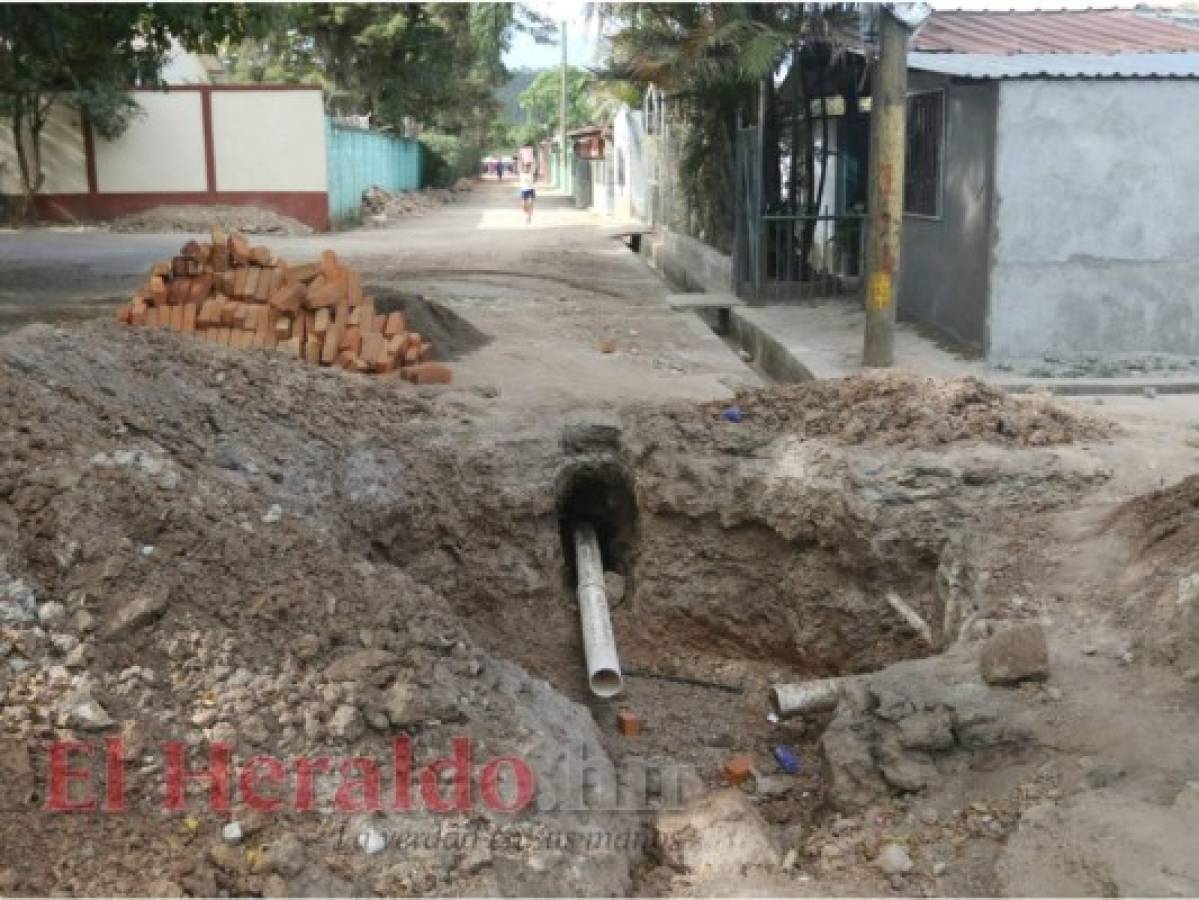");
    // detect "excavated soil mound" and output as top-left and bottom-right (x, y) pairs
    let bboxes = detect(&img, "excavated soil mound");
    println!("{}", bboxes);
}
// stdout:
(371, 288), (491, 359)
(1107, 473), (1199, 556)
(708, 374), (1114, 448)
(110, 205), (313, 236)
(1103, 475), (1199, 671)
